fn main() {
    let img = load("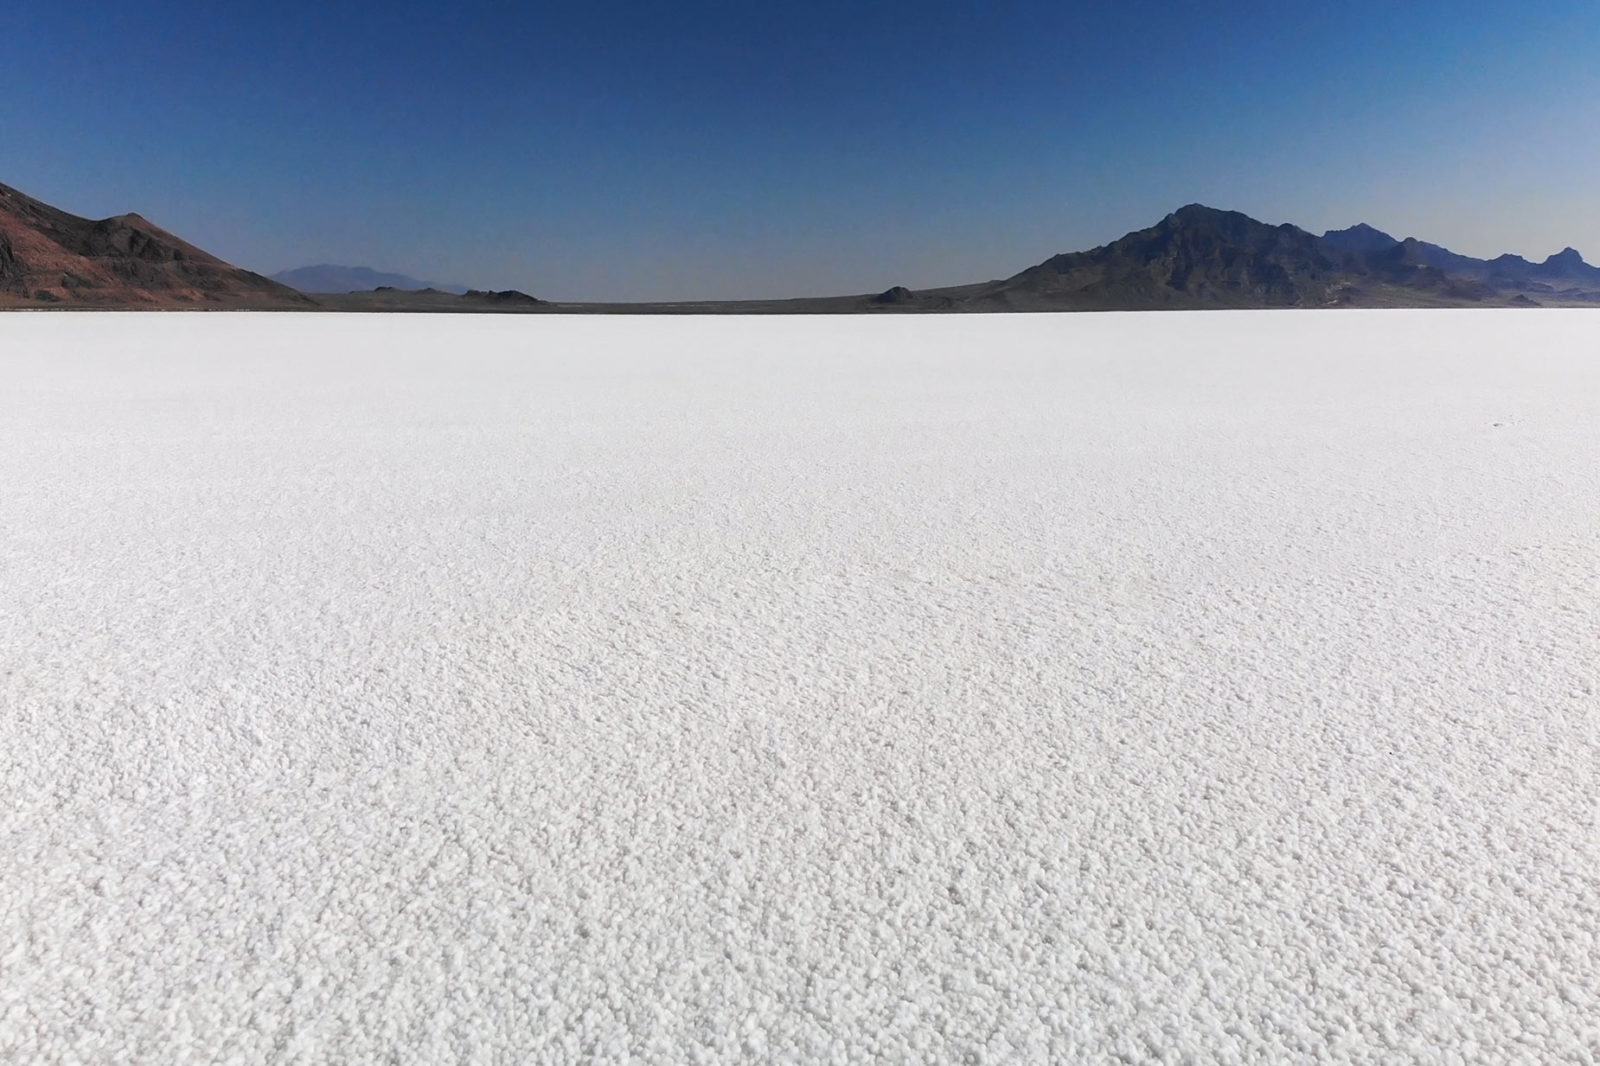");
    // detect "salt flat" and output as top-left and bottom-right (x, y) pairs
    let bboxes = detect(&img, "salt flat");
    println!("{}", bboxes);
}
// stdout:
(2, 311), (1598, 1064)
